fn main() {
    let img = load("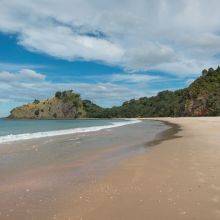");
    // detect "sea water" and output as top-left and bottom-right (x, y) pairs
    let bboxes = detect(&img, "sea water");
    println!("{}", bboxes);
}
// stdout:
(0, 118), (140, 143)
